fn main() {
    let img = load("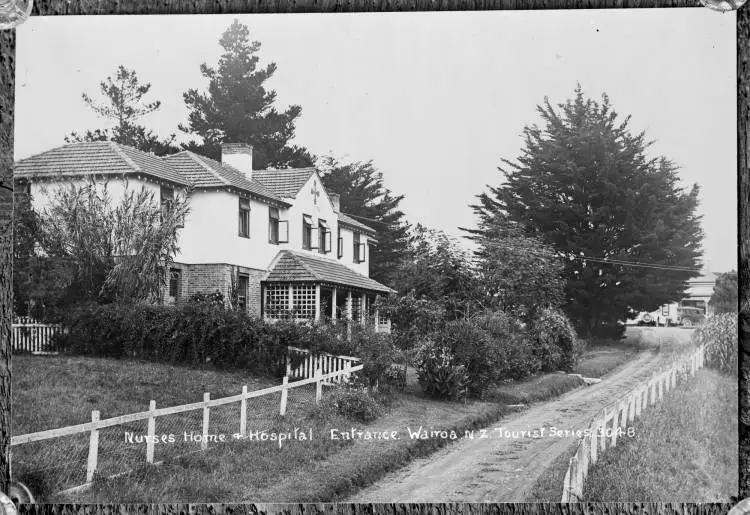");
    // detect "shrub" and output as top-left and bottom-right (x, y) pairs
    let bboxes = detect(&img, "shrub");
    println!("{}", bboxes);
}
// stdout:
(530, 308), (584, 371)
(54, 301), (356, 377)
(433, 319), (505, 397)
(317, 385), (385, 423)
(693, 313), (738, 376)
(349, 327), (402, 392)
(415, 340), (468, 401)
(472, 311), (541, 381)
